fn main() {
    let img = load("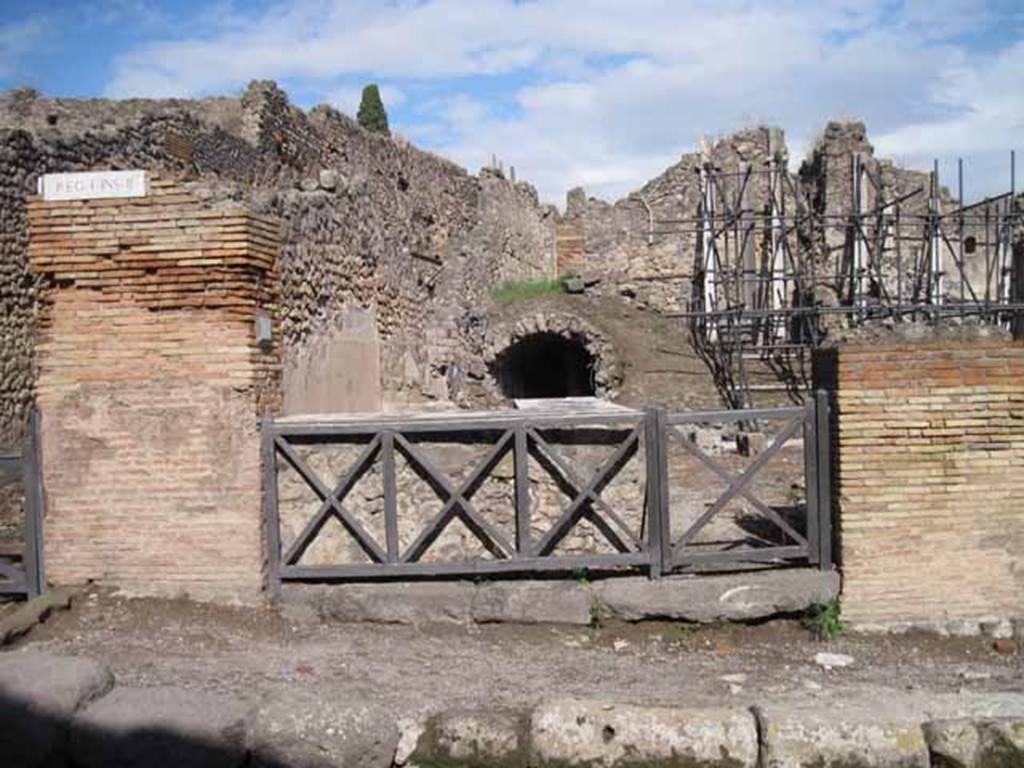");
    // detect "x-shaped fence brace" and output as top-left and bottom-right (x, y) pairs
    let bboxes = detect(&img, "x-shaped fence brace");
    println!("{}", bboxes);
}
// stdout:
(526, 426), (643, 556)
(272, 421), (646, 568)
(664, 415), (808, 554)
